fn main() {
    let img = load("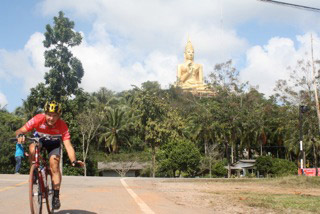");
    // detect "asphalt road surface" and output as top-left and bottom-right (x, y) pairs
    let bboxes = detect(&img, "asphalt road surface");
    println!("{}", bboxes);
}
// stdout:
(0, 174), (212, 214)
